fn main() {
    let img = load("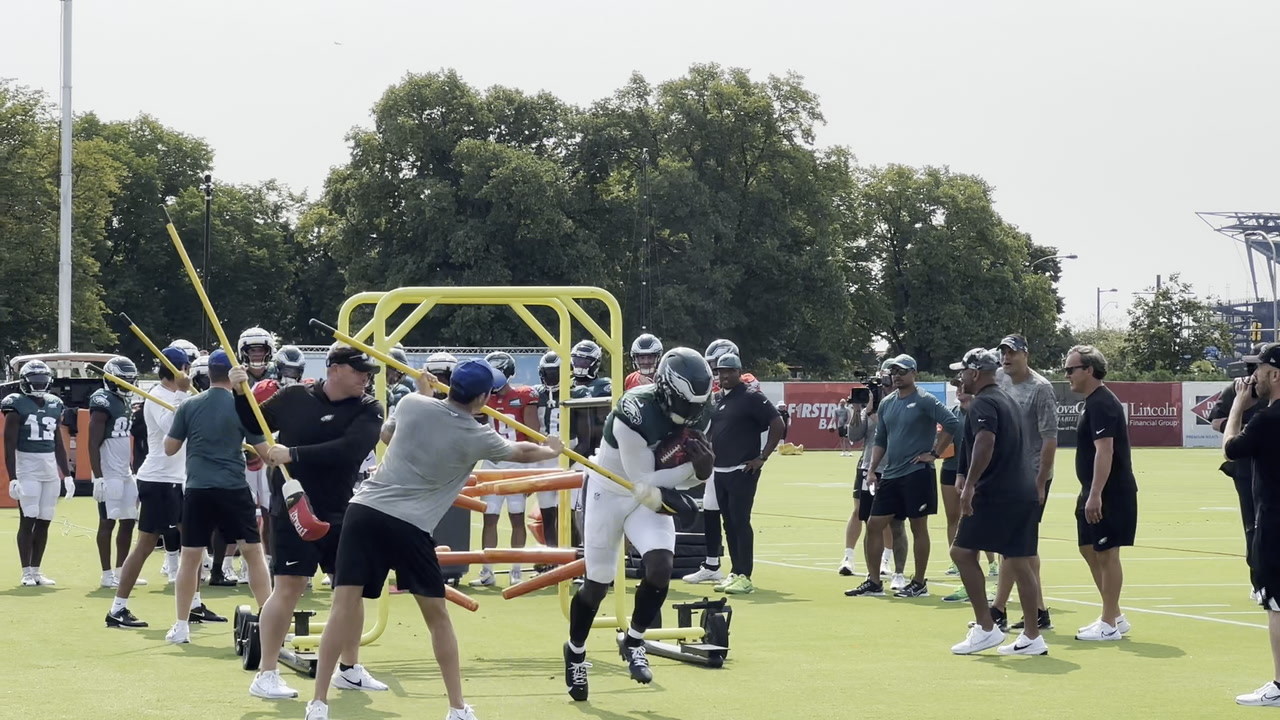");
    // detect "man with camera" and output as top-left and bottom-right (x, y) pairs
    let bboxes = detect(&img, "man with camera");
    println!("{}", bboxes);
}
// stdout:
(846, 355), (957, 598)
(1223, 343), (1280, 707)
(1210, 343), (1266, 598)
